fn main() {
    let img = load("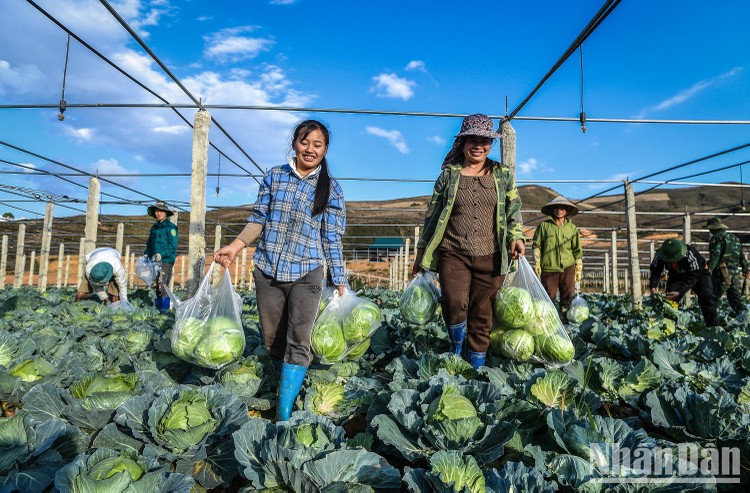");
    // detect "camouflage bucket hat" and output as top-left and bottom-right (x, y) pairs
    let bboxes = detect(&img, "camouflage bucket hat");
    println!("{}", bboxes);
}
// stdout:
(659, 238), (687, 263)
(454, 114), (499, 139)
(148, 201), (174, 218)
(705, 217), (728, 231)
